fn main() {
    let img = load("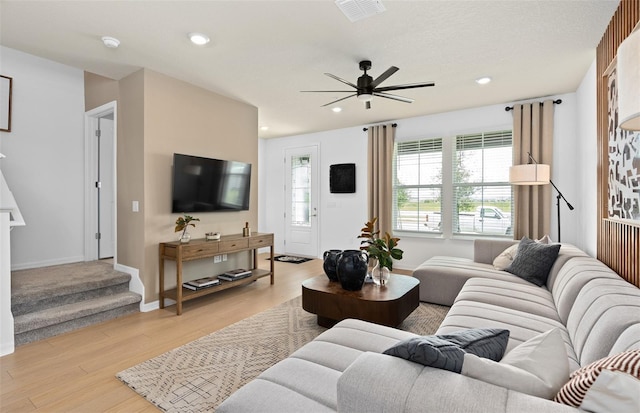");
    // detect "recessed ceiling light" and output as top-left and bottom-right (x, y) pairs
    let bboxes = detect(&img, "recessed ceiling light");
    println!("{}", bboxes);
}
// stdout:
(189, 33), (210, 46)
(476, 76), (492, 85)
(101, 36), (120, 48)
(332, 107), (342, 113)
(260, 126), (269, 131)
